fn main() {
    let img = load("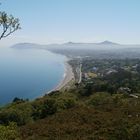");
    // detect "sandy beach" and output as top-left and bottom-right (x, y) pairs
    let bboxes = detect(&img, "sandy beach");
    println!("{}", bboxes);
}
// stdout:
(47, 60), (75, 93)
